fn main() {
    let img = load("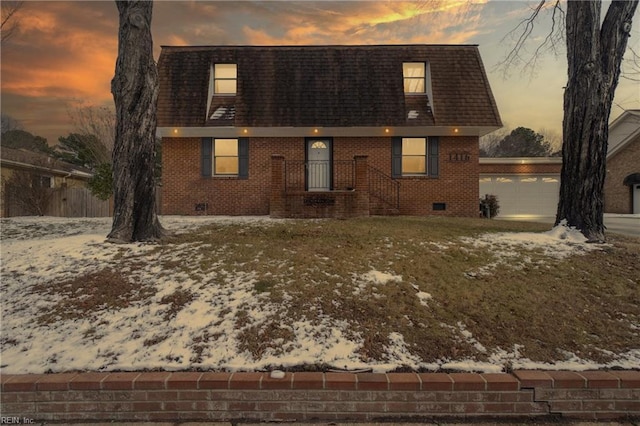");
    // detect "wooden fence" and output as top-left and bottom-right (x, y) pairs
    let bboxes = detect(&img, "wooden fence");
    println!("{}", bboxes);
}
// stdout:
(2, 186), (111, 218)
